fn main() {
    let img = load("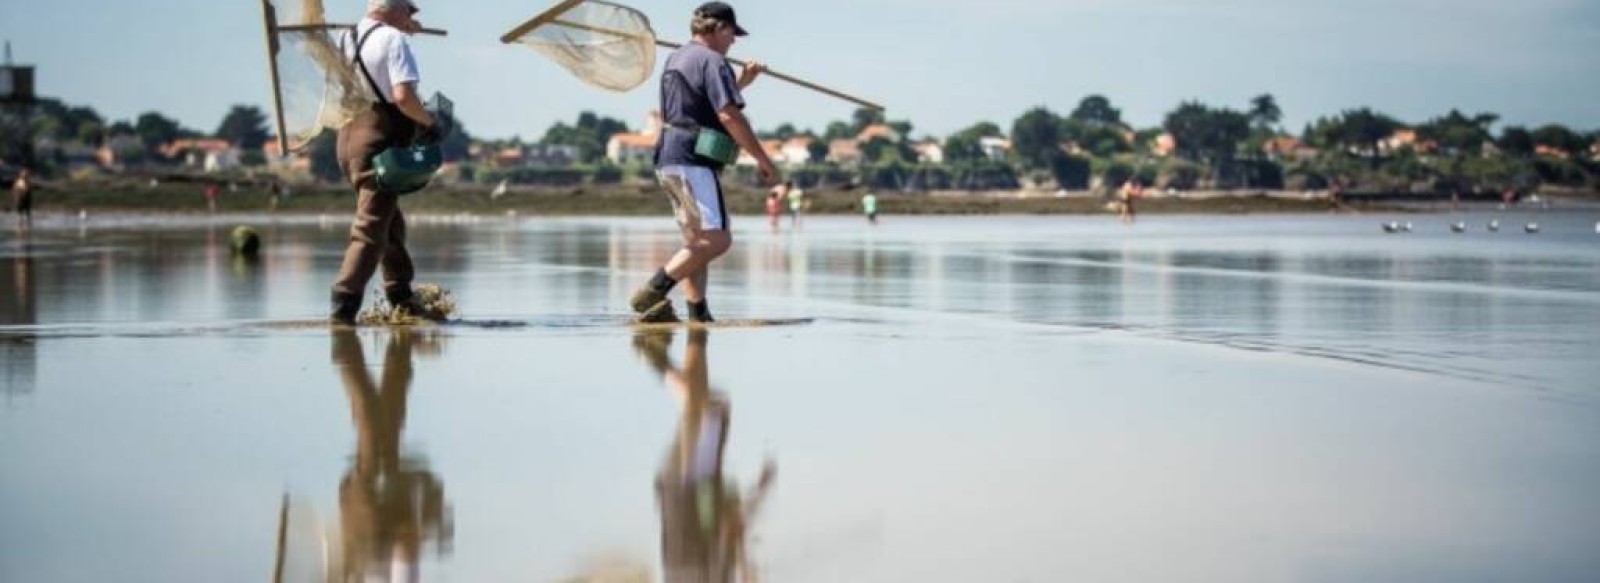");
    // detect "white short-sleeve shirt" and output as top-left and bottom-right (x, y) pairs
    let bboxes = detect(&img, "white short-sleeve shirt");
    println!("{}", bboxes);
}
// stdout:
(343, 17), (420, 104)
